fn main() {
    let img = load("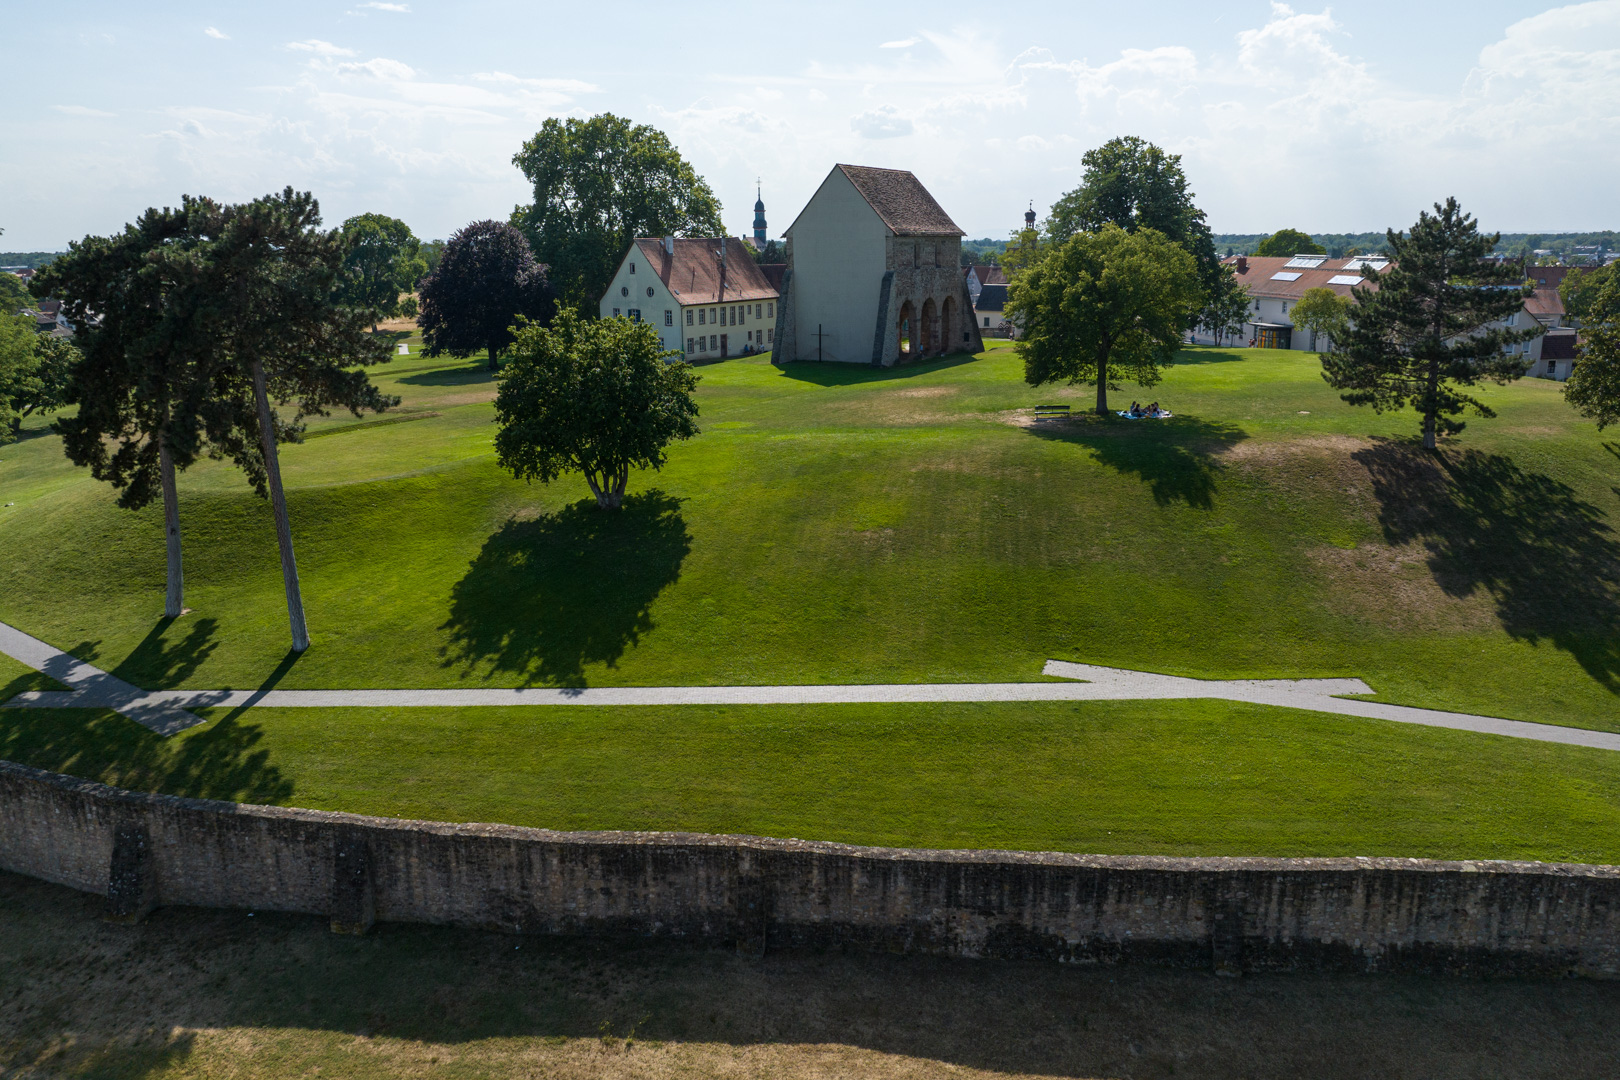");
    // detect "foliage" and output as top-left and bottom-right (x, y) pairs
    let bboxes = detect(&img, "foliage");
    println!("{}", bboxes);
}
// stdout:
(998, 225), (1043, 278)
(511, 113), (725, 308)
(335, 213), (426, 324)
(1321, 198), (1540, 449)
(0, 272), (31, 315)
(0, 251), (61, 269)
(10, 334), (77, 431)
(1044, 136), (1220, 305)
(494, 308), (698, 509)
(418, 220), (556, 371)
(419, 238), (446, 275)
(399, 295), (419, 320)
(1290, 287), (1353, 350)
(1560, 263), (1612, 322)
(750, 238), (785, 264)
(1011, 224), (1201, 414)
(1564, 266), (1620, 429)
(1253, 228), (1326, 258)
(1196, 265), (1252, 347)
(0, 313), (33, 439)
